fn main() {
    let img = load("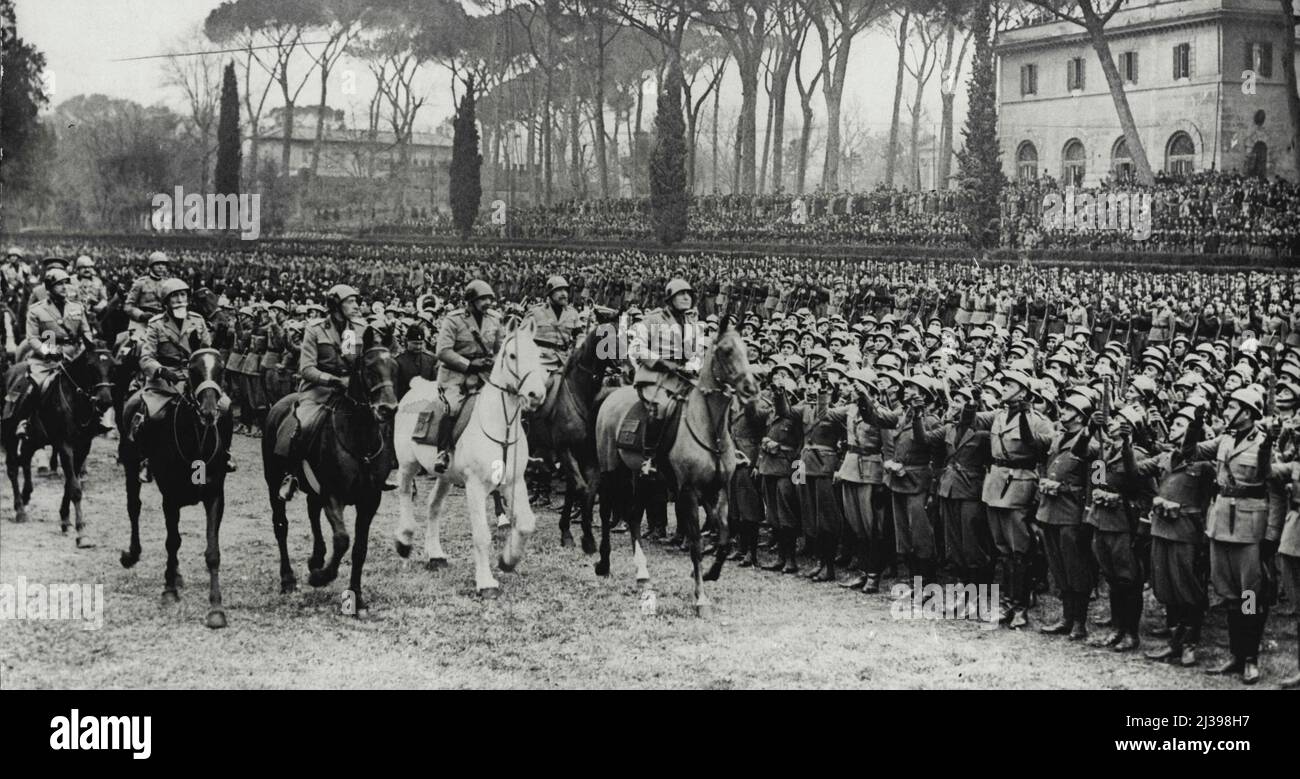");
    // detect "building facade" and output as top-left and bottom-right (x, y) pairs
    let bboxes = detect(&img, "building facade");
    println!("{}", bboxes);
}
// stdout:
(996, 0), (1300, 185)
